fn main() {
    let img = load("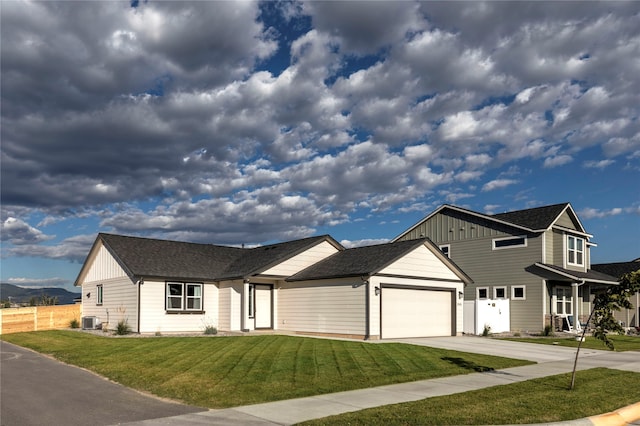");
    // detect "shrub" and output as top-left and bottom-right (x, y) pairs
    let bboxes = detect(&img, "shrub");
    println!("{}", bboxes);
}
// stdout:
(204, 325), (218, 335)
(69, 318), (80, 329)
(543, 324), (554, 336)
(115, 319), (131, 335)
(482, 324), (491, 336)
